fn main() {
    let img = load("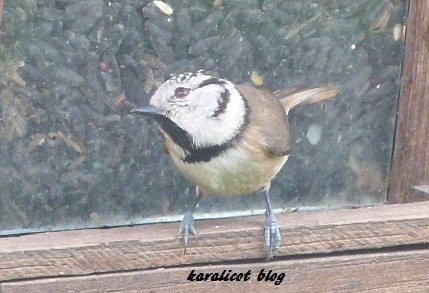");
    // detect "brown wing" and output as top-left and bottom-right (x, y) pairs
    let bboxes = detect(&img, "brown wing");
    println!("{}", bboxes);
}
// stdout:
(236, 84), (291, 157)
